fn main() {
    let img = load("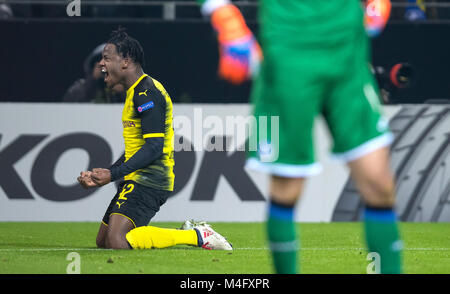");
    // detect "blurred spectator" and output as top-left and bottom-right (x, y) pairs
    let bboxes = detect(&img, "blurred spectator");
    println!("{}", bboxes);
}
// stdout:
(405, 0), (427, 21)
(63, 44), (125, 103)
(0, 4), (13, 19)
(2, 0), (449, 21)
